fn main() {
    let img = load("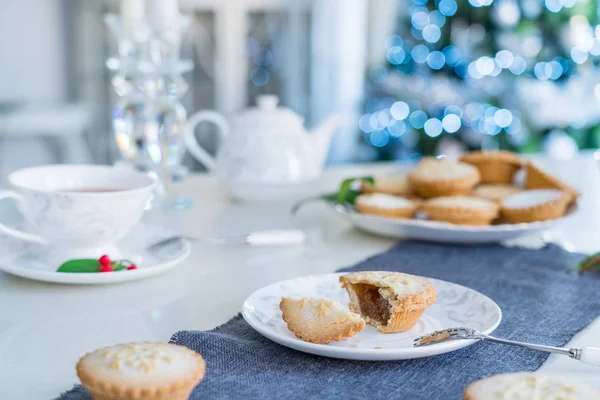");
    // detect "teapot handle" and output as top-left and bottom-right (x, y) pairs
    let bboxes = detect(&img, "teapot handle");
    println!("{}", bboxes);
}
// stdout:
(184, 110), (229, 171)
